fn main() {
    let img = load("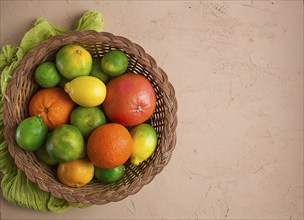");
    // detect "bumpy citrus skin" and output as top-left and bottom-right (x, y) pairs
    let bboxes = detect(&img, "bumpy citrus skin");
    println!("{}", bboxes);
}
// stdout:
(29, 87), (76, 130)
(65, 76), (106, 107)
(15, 116), (48, 152)
(87, 123), (132, 168)
(56, 44), (92, 80)
(46, 124), (85, 162)
(57, 159), (94, 187)
(130, 123), (157, 165)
